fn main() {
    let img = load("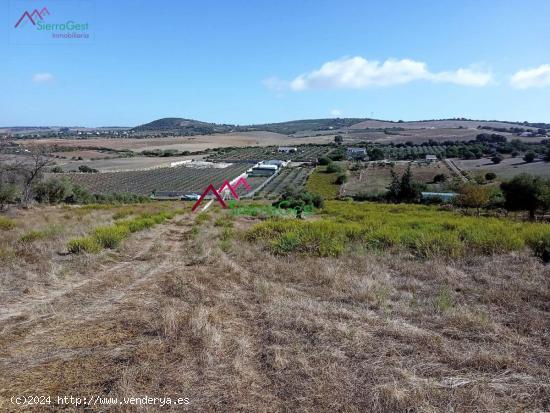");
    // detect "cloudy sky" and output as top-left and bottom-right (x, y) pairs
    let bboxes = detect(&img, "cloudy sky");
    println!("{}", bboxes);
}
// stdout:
(2, 0), (550, 126)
